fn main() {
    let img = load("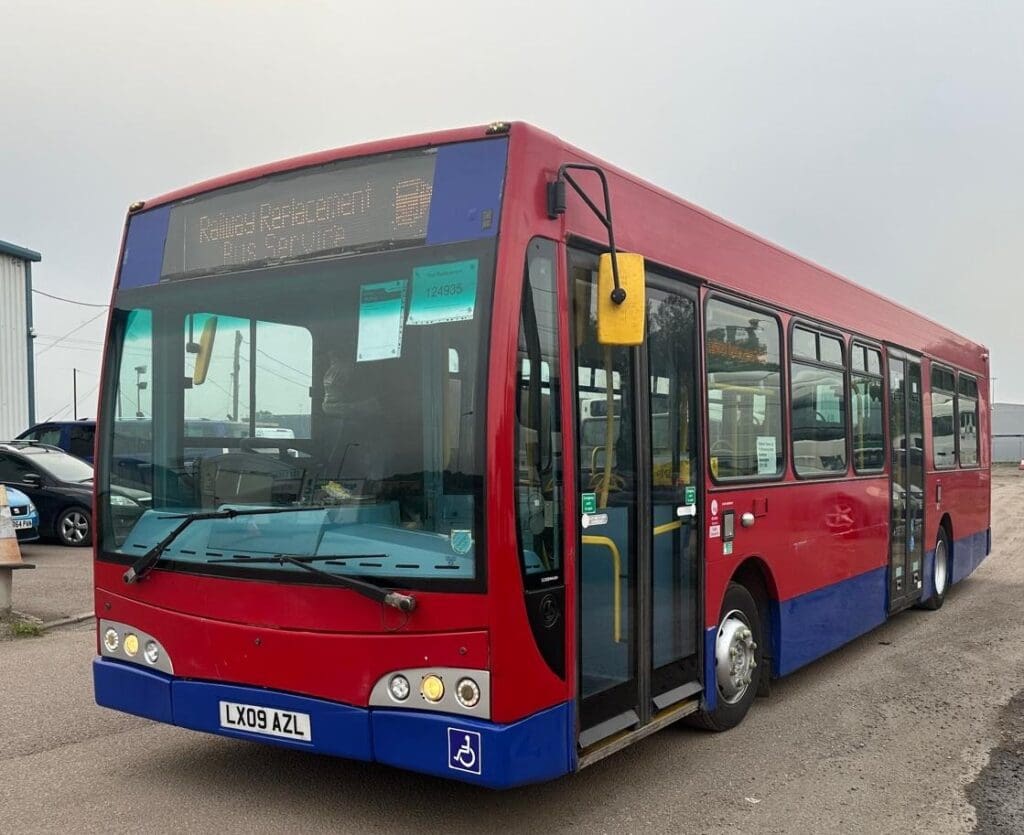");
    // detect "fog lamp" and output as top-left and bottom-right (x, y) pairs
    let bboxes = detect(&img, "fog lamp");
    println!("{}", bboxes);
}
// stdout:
(455, 678), (481, 709)
(144, 640), (160, 665)
(388, 674), (410, 701)
(421, 674), (444, 703)
(123, 633), (140, 657)
(103, 628), (119, 653)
